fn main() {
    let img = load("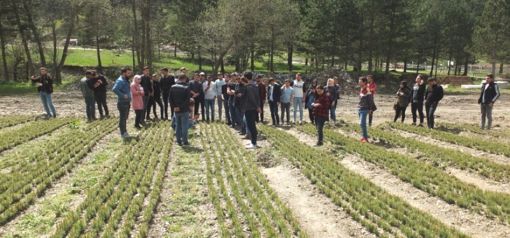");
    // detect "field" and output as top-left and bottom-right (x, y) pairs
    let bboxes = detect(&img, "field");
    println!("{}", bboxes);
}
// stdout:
(0, 87), (509, 238)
